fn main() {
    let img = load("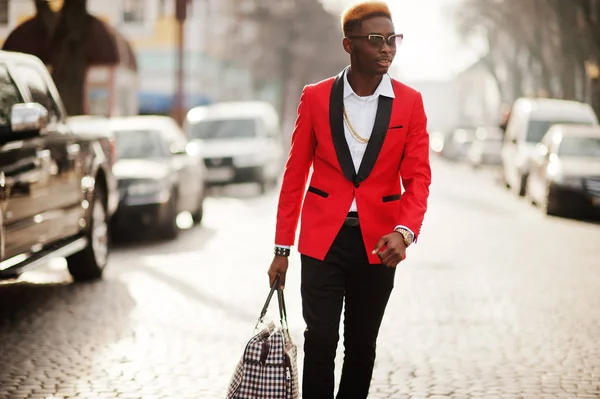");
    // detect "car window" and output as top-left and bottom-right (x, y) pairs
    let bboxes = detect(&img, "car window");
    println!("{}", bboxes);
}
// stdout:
(189, 118), (257, 140)
(526, 120), (593, 143)
(16, 64), (61, 123)
(558, 137), (600, 157)
(0, 64), (23, 130)
(113, 129), (167, 159)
